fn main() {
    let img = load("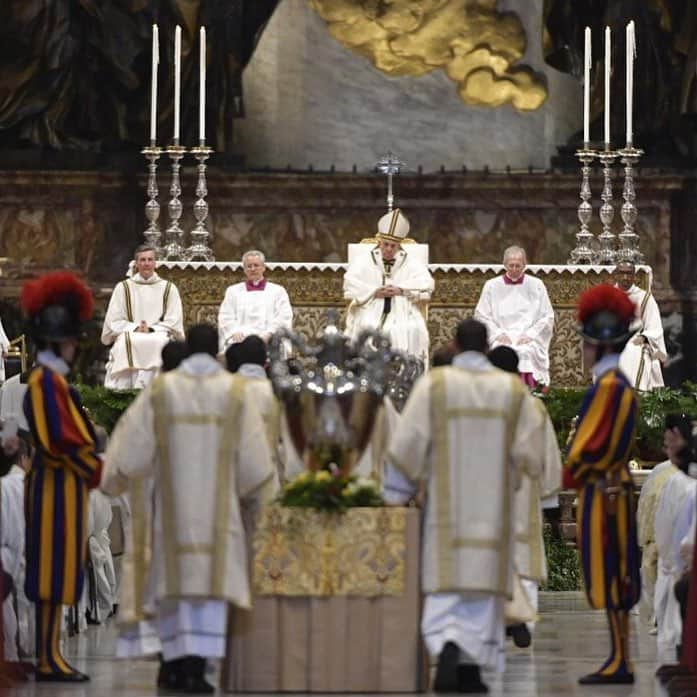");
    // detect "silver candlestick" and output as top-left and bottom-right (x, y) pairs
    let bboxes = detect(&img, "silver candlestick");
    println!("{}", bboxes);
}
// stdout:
(594, 149), (618, 265)
(185, 144), (215, 261)
(376, 152), (405, 211)
(569, 147), (597, 264)
(616, 145), (644, 264)
(163, 144), (187, 260)
(142, 145), (163, 254)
